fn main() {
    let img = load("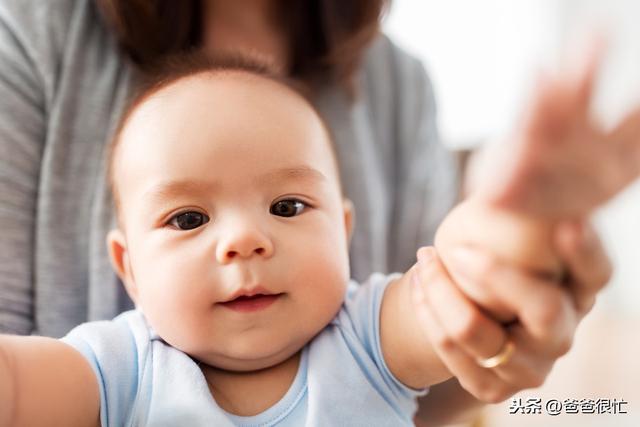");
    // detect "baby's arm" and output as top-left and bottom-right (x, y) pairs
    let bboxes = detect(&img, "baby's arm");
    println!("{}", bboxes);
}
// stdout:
(379, 269), (452, 389)
(0, 335), (100, 427)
